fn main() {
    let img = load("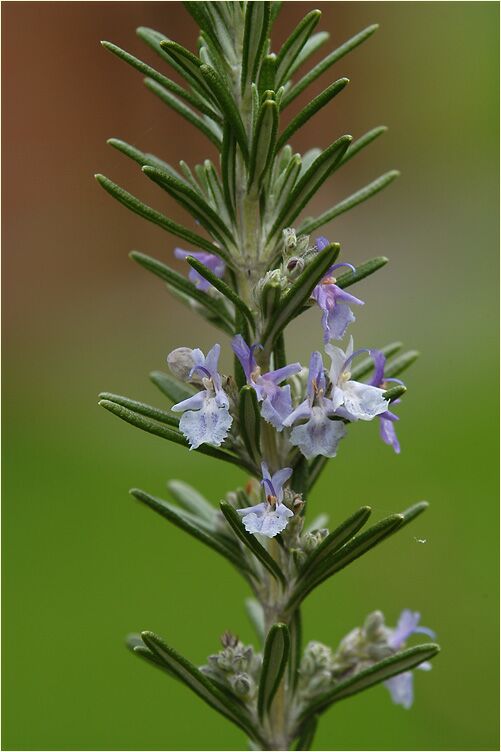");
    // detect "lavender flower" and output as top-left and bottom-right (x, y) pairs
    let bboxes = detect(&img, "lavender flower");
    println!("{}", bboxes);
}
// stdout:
(237, 462), (293, 538)
(283, 351), (346, 459)
(384, 610), (436, 709)
(174, 248), (226, 293)
(370, 350), (404, 454)
(311, 237), (364, 343)
(326, 338), (389, 421)
(232, 335), (301, 431)
(171, 344), (232, 449)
